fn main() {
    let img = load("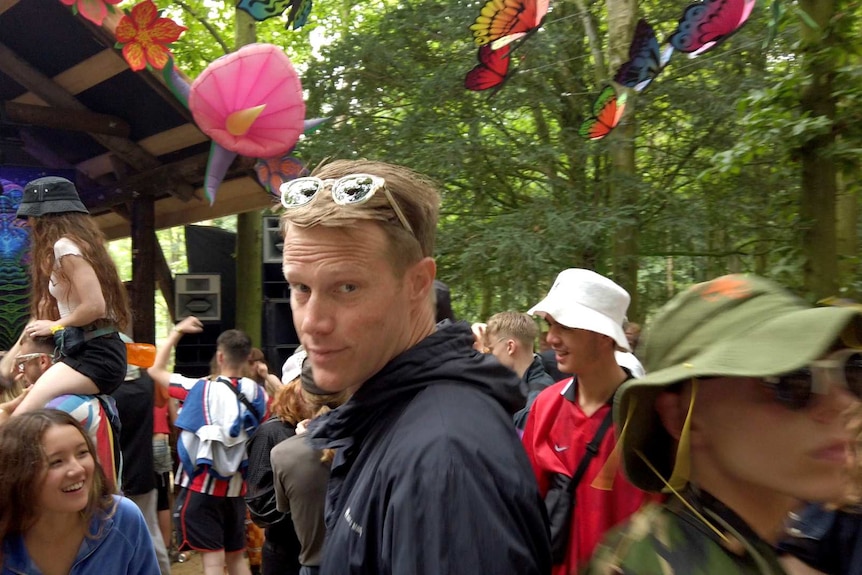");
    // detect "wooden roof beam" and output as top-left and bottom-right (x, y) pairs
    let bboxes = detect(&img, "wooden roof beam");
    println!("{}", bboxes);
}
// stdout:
(2, 101), (131, 137)
(0, 40), (161, 173)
